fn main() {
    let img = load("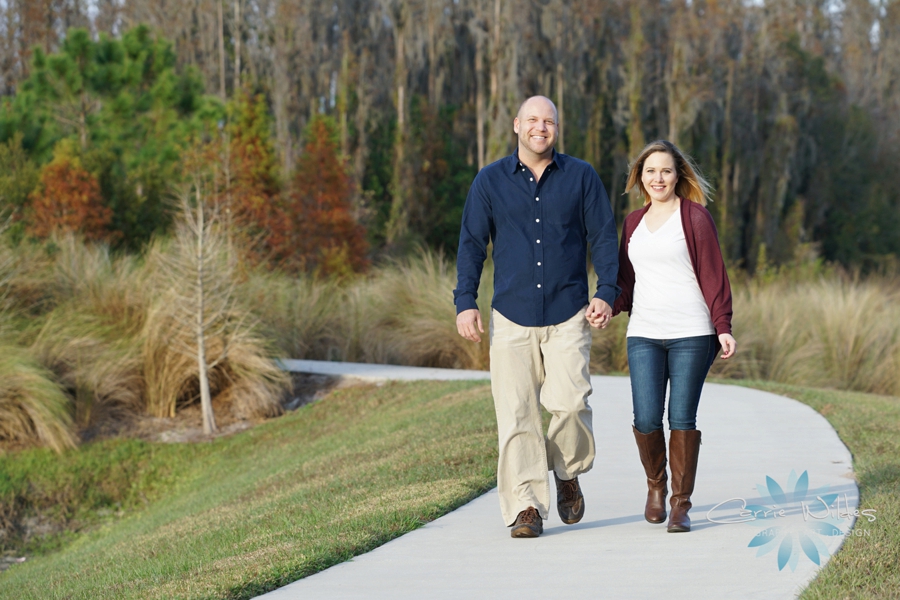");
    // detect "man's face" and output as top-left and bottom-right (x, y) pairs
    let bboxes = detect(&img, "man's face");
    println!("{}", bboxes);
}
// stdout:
(514, 98), (558, 159)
